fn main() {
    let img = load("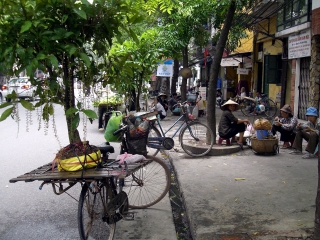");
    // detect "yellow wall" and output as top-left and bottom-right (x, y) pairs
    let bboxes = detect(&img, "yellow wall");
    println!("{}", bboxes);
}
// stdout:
(263, 40), (282, 101)
(234, 30), (253, 53)
(254, 15), (283, 102)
